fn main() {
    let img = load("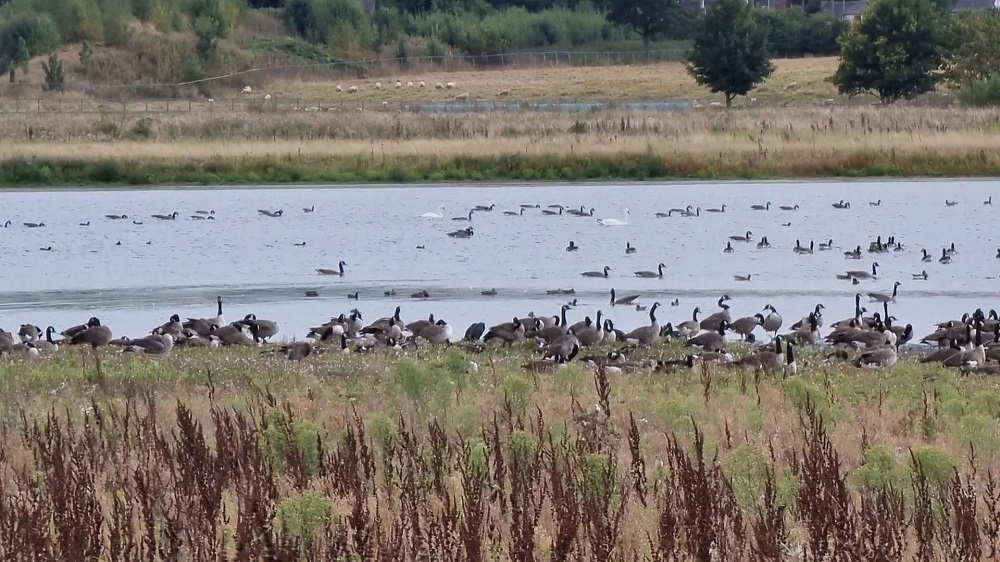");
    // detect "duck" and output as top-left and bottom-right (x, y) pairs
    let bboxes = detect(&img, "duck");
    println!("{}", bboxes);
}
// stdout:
(634, 263), (666, 278)
(316, 261), (347, 276)
(151, 211), (179, 220)
(625, 242), (637, 255)
(566, 241), (578, 252)
(581, 266), (611, 278)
